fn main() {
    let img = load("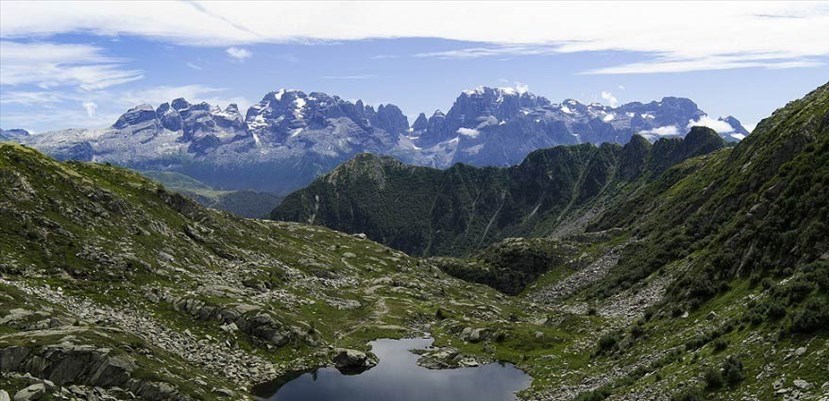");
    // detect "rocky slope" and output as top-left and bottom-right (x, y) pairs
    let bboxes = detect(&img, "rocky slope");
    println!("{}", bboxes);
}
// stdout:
(0, 143), (526, 400)
(272, 127), (727, 256)
(7, 88), (746, 195)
